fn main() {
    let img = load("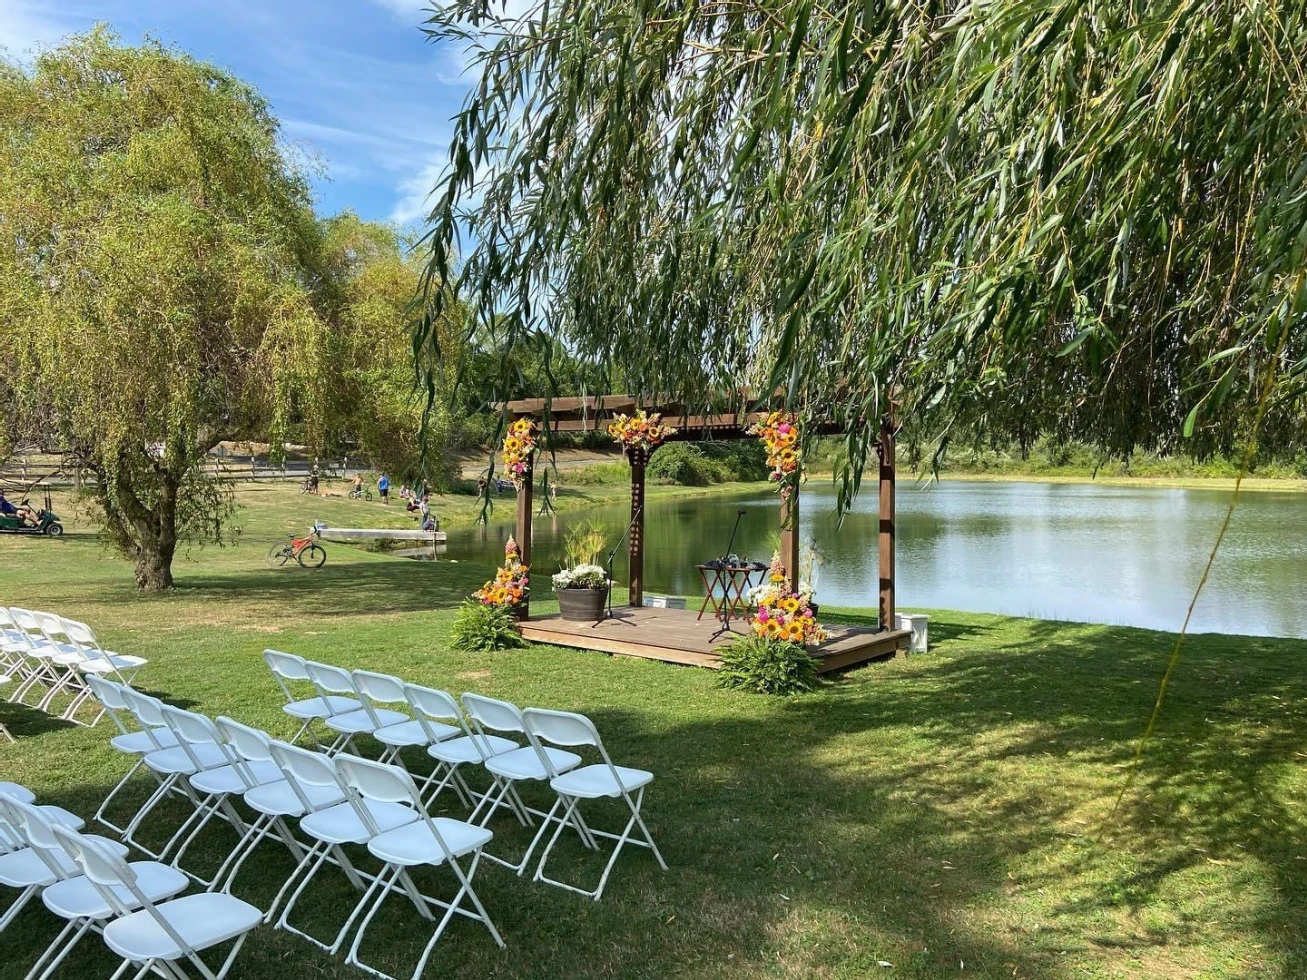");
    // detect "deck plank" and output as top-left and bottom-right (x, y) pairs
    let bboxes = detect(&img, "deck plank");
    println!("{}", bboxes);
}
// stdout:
(519, 607), (909, 672)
